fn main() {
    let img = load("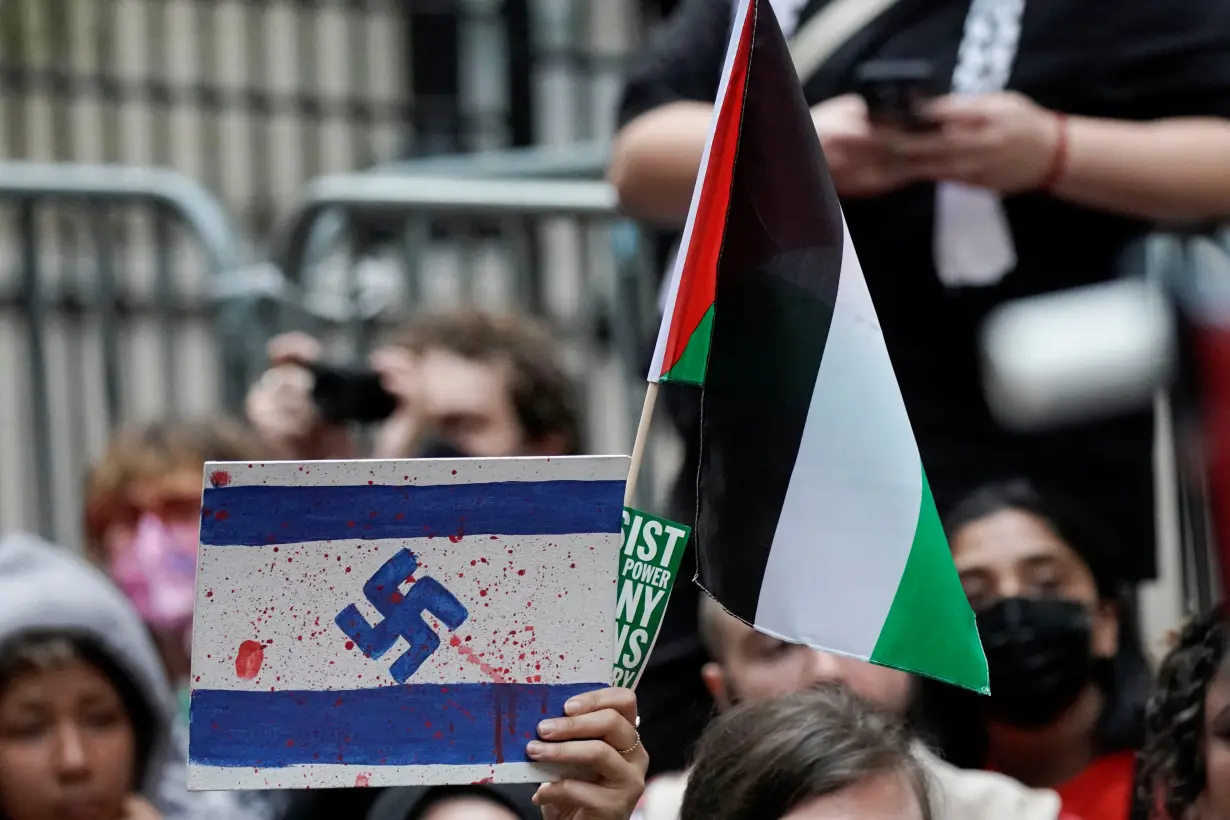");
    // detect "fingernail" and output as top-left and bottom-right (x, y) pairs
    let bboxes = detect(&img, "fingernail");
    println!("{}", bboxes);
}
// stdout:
(538, 719), (560, 736)
(564, 698), (580, 715)
(526, 741), (547, 757)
